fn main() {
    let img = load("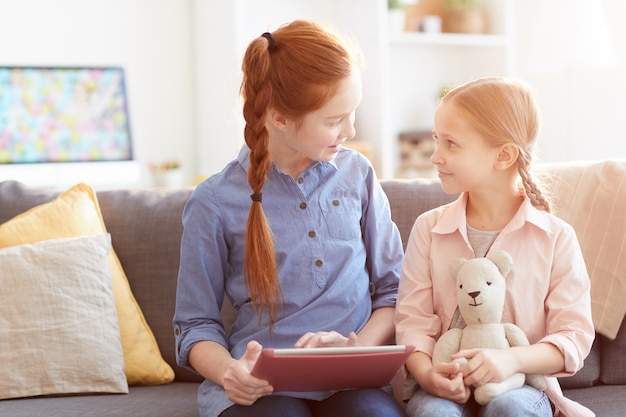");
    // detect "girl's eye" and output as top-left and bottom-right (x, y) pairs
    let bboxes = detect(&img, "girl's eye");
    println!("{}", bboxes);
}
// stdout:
(448, 141), (457, 149)
(431, 135), (439, 144)
(330, 118), (342, 126)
